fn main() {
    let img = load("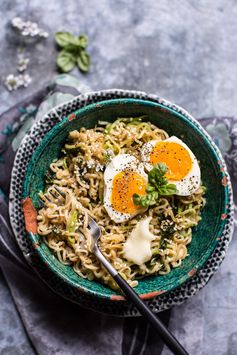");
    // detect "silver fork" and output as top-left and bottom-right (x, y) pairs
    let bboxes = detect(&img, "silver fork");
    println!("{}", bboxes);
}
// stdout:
(40, 186), (188, 355)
